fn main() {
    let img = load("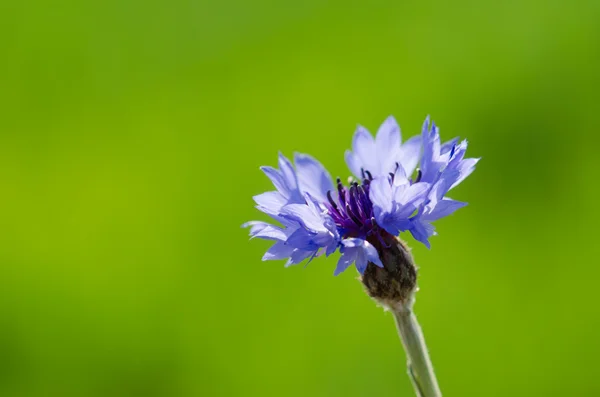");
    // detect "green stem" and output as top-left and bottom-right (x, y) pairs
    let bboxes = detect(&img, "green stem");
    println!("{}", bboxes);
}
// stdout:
(391, 297), (442, 397)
